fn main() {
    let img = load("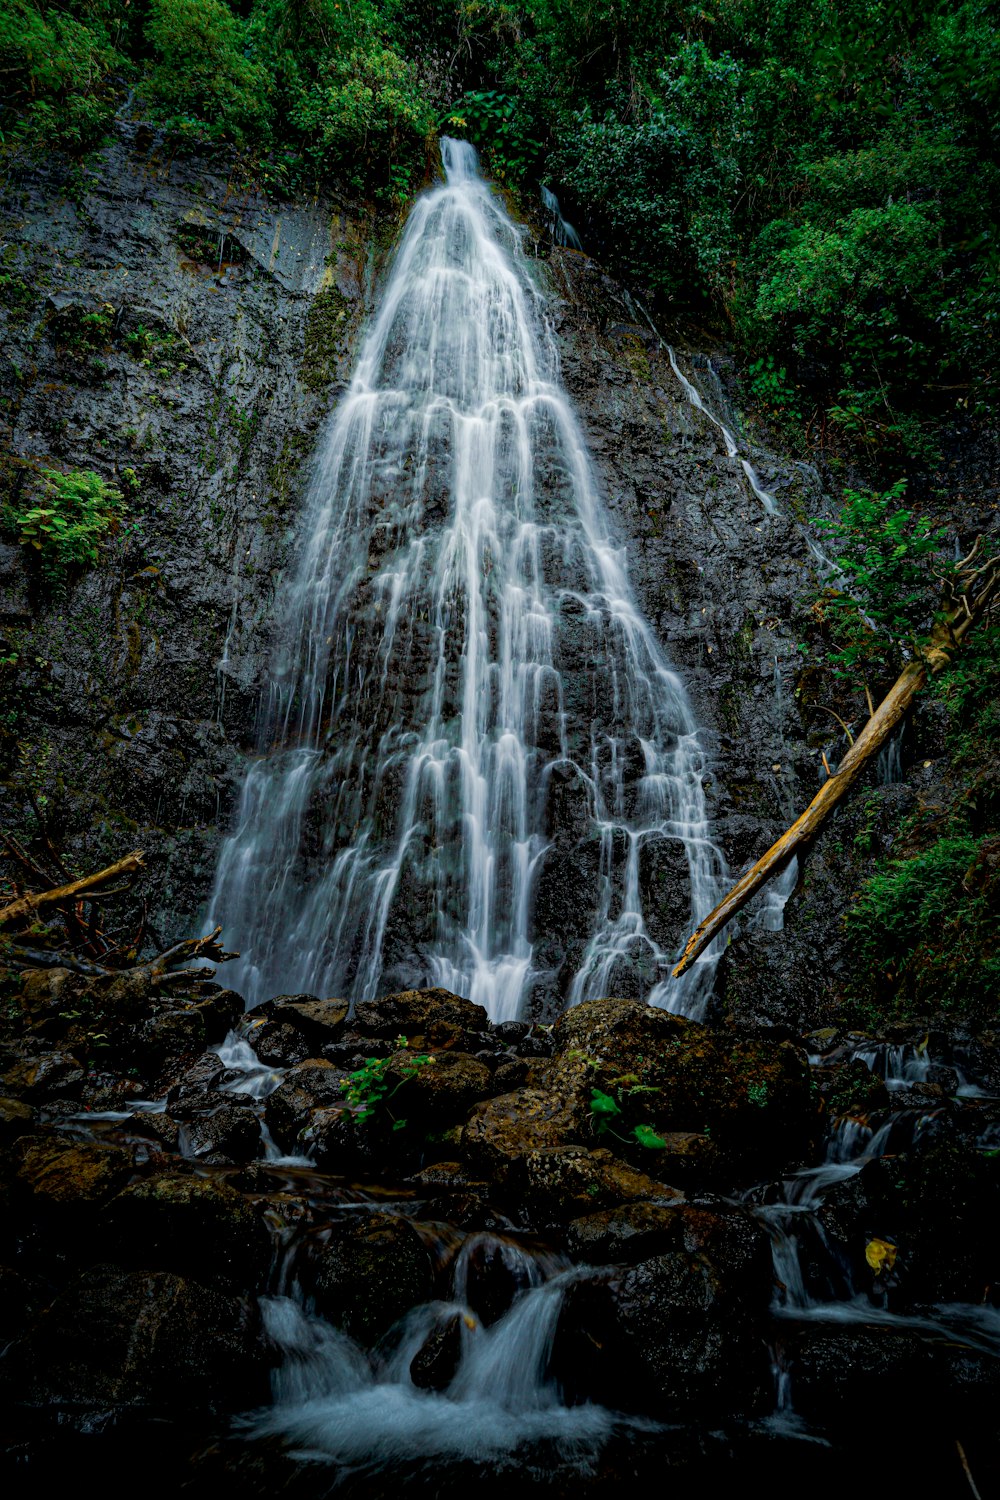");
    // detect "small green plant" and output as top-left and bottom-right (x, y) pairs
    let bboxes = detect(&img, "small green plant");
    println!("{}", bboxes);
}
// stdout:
(809, 480), (949, 682)
(342, 1035), (434, 1127)
(846, 834), (1000, 1019)
(5, 468), (124, 582)
(589, 1088), (667, 1150)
